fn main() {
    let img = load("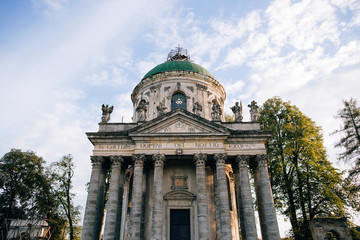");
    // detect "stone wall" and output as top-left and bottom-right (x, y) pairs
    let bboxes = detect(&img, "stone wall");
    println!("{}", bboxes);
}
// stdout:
(310, 218), (352, 240)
